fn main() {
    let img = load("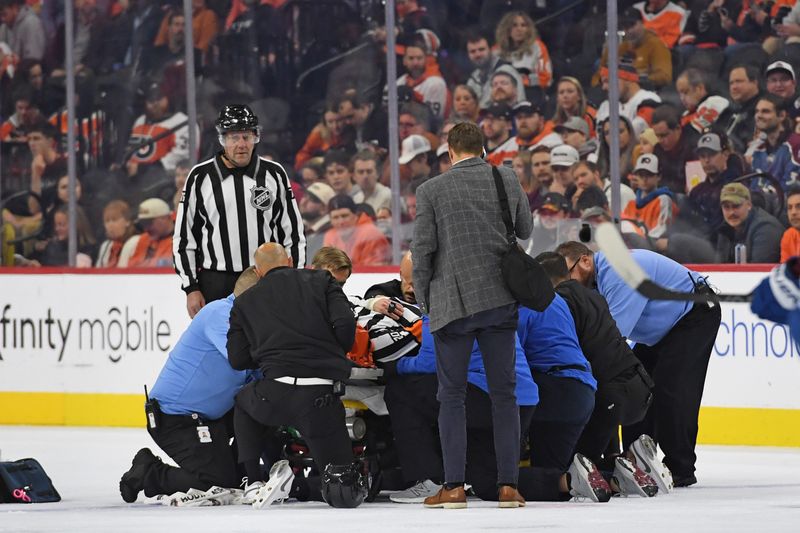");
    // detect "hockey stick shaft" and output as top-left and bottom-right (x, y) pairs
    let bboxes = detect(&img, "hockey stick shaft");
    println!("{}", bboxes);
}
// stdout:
(594, 223), (752, 304)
